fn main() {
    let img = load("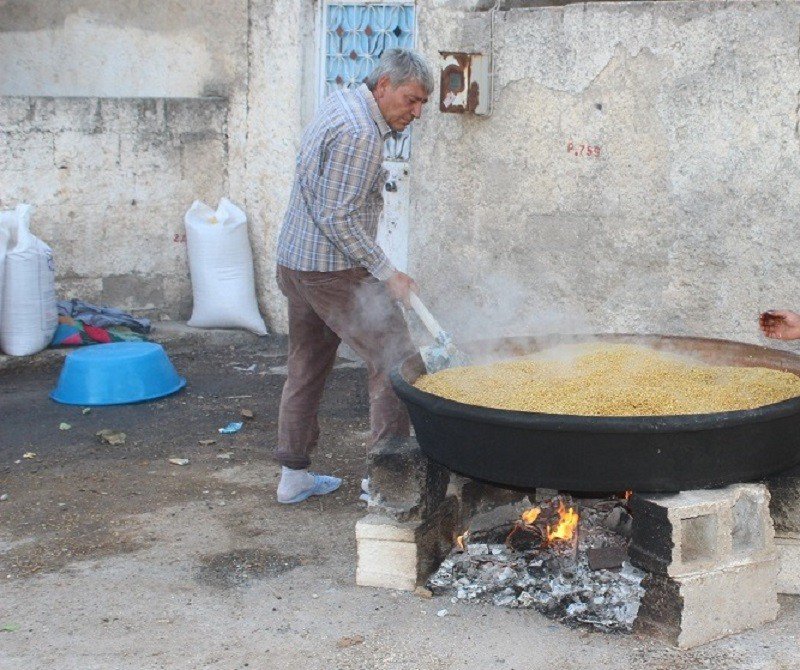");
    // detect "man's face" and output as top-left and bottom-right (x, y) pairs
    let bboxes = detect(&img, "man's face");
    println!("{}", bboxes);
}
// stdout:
(373, 76), (429, 132)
